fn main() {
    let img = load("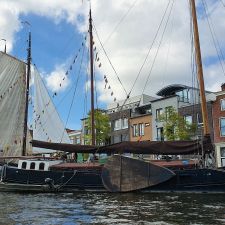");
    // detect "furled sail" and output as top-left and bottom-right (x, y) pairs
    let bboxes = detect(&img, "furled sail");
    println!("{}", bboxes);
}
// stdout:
(33, 67), (71, 152)
(31, 140), (202, 155)
(0, 52), (26, 157)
